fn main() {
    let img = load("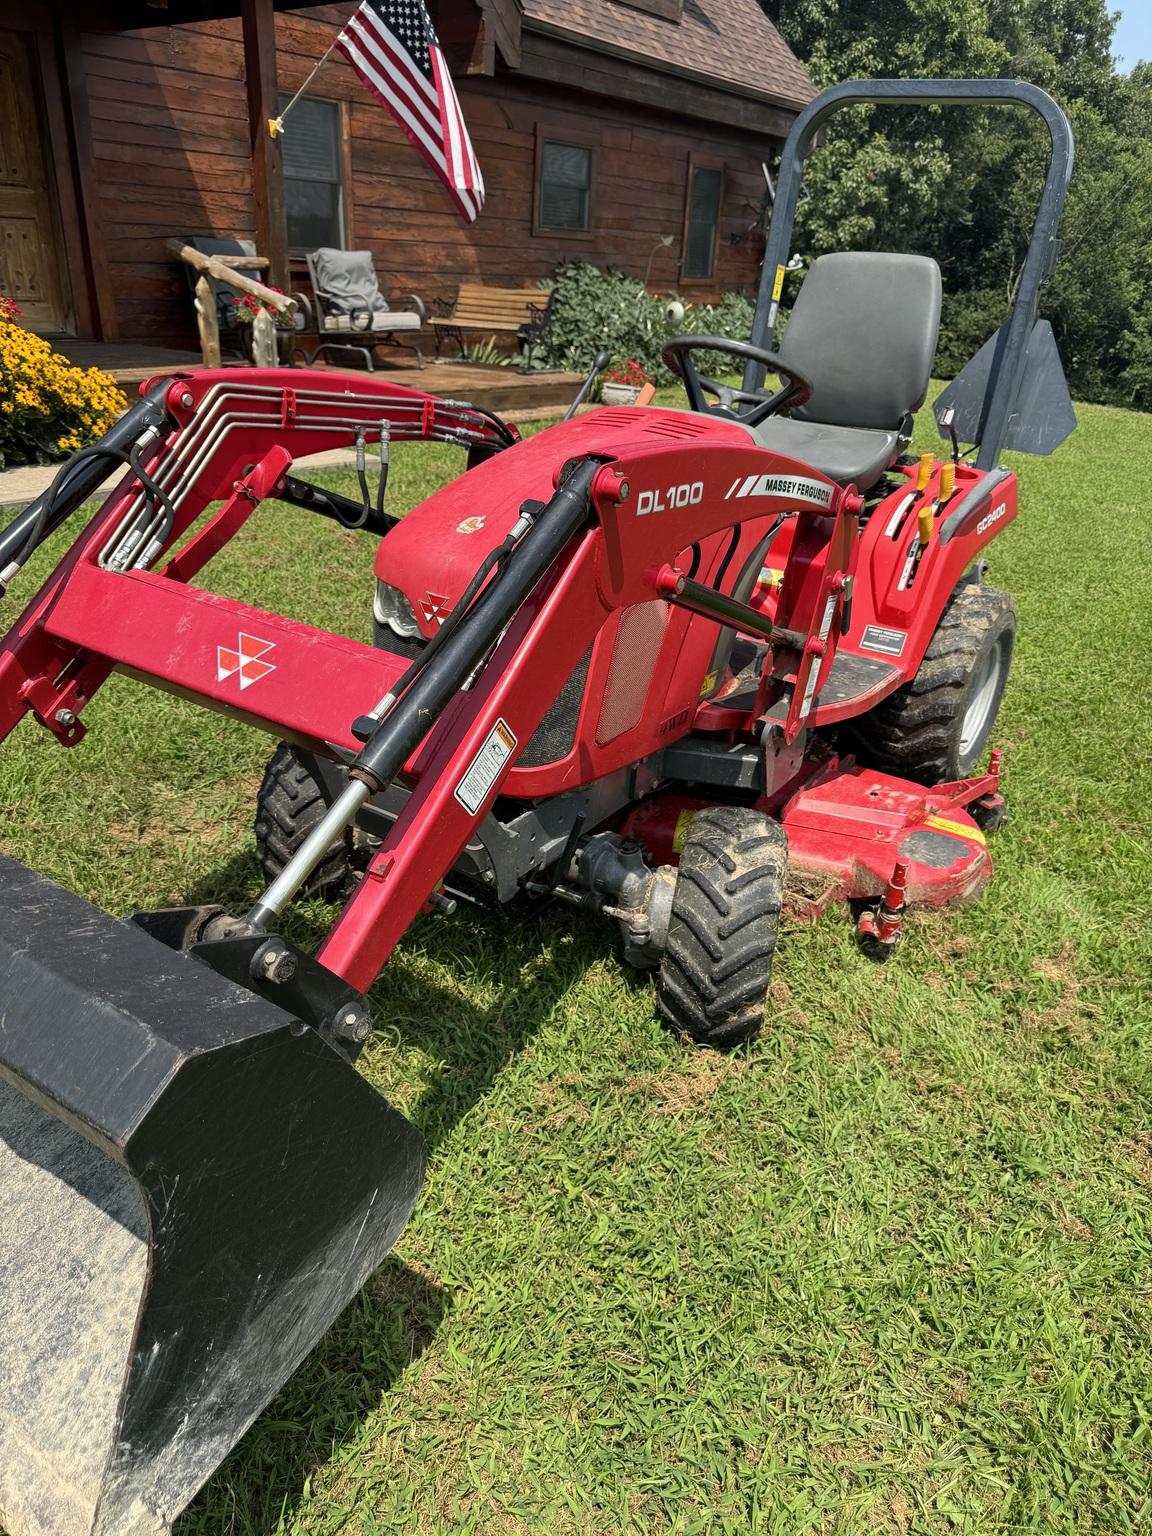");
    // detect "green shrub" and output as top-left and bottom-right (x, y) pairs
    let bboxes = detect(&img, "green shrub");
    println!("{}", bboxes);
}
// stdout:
(539, 262), (758, 384)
